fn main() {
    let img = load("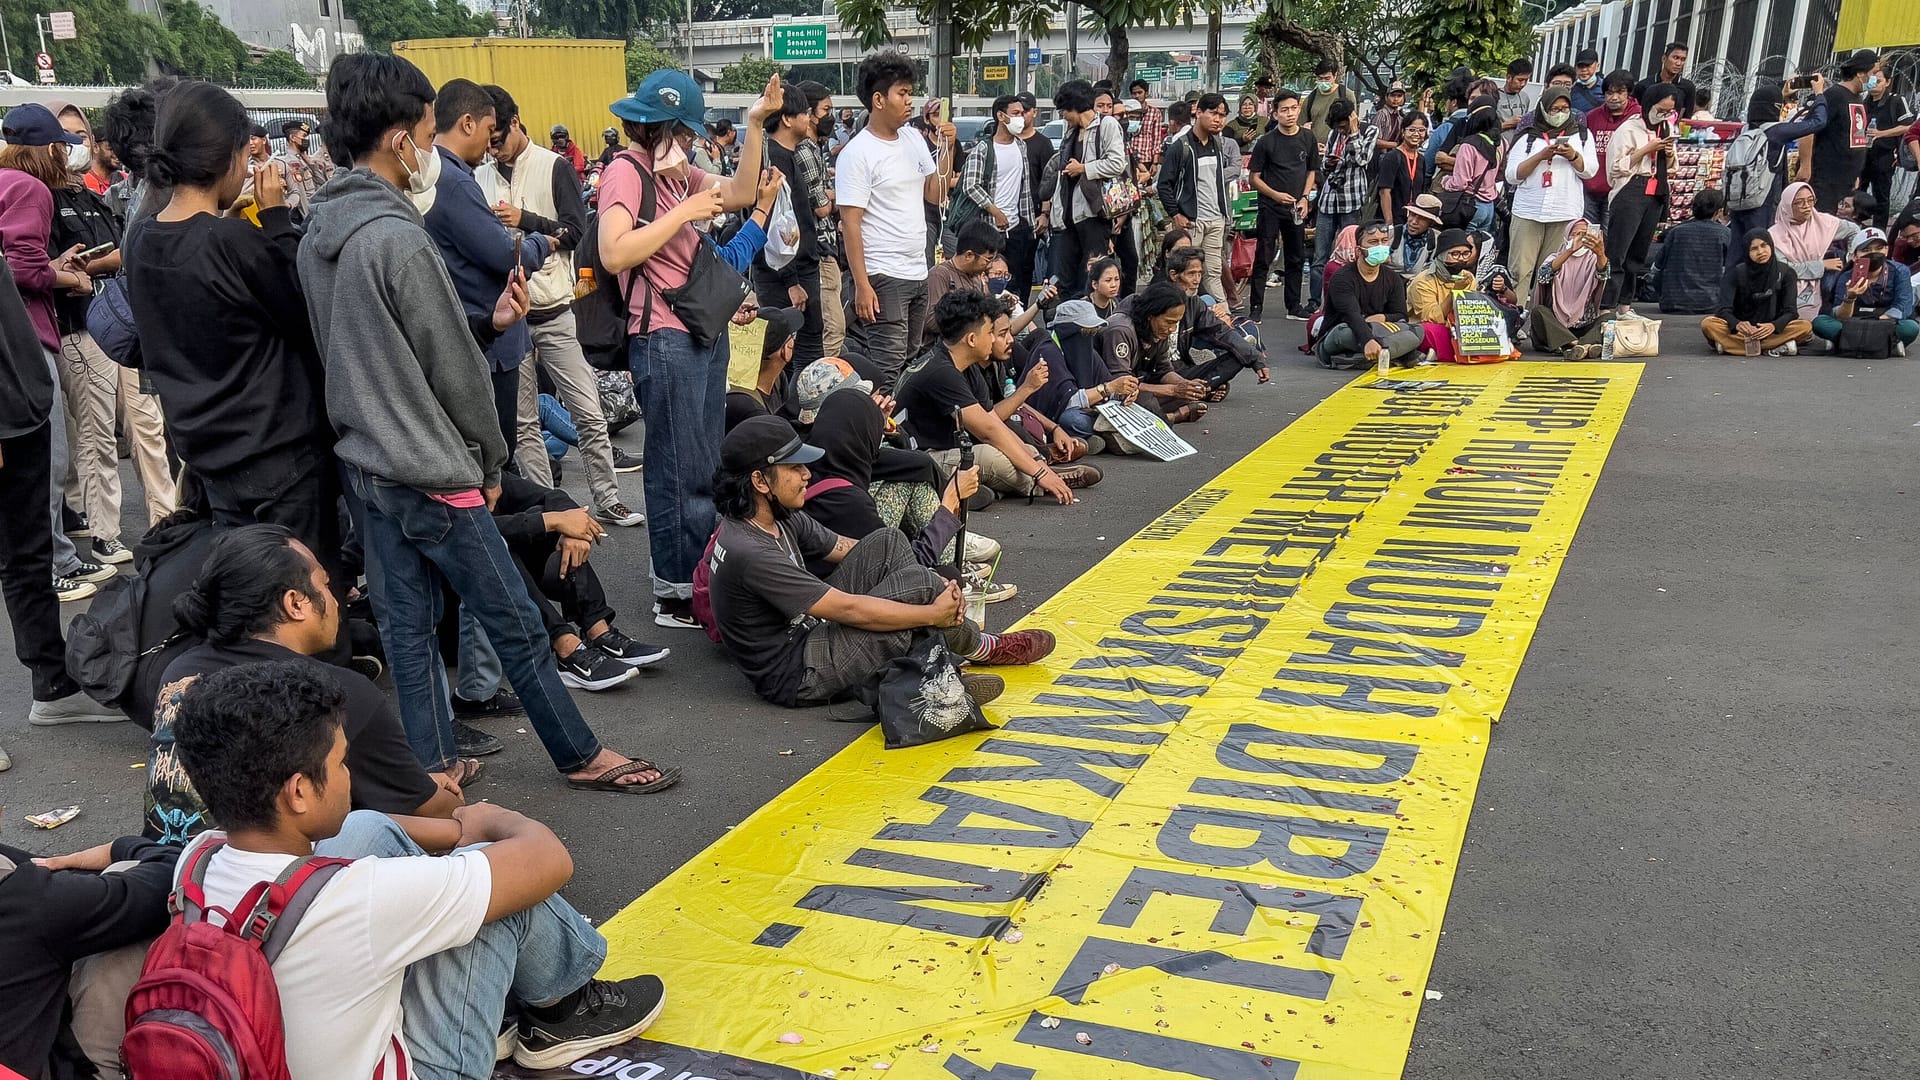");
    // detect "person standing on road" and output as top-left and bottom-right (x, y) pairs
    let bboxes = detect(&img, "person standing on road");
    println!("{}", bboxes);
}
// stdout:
(951, 95), (1039, 302)
(550, 123), (586, 179)
(301, 50), (680, 793)
(792, 81), (845, 356)
(1303, 58), (1357, 149)
(1505, 85), (1597, 287)
(1570, 48), (1604, 116)
(1798, 49), (1879, 213)
(753, 86), (826, 369)
(1247, 88), (1318, 321)
(1634, 42), (1698, 122)
(1600, 84), (1679, 315)
(1047, 80), (1127, 301)
(1727, 81), (1831, 264)
(1582, 70), (1642, 226)
(838, 51), (954, 389)
(1496, 58), (1541, 146)
(1858, 70), (1911, 227)
(275, 118), (333, 222)
(1157, 92), (1238, 304)
(1311, 99), (1380, 308)
(597, 70), (775, 629)
(477, 86), (641, 530)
